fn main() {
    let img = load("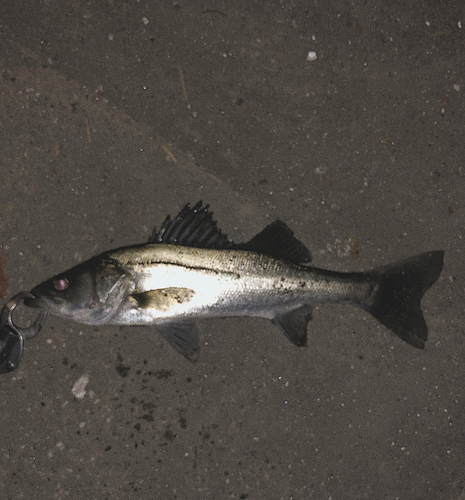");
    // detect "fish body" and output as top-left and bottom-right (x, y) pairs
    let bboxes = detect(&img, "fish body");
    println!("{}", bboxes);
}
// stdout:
(25, 202), (444, 360)
(104, 244), (372, 324)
